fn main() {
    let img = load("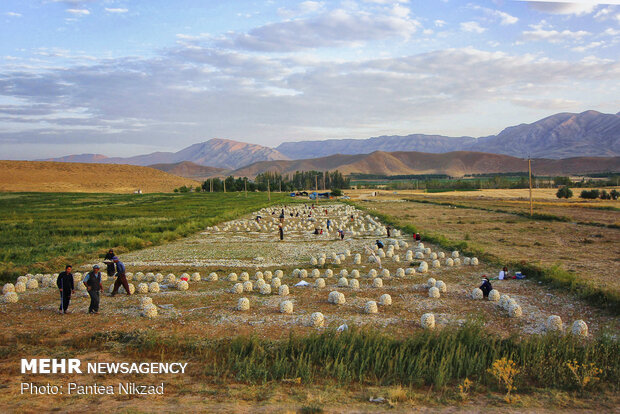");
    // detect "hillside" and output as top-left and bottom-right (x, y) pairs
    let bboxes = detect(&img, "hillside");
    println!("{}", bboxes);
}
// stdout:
(276, 111), (620, 160)
(42, 138), (289, 169)
(149, 161), (229, 180)
(0, 161), (199, 193)
(232, 151), (620, 178)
